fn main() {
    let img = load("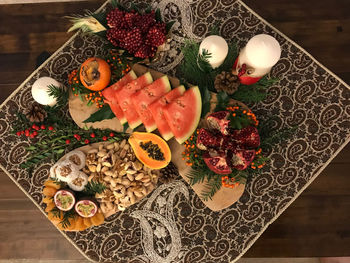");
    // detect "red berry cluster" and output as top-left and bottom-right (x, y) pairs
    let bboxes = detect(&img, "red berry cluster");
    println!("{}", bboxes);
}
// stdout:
(16, 124), (54, 138)
(106, 8), (166, 59)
